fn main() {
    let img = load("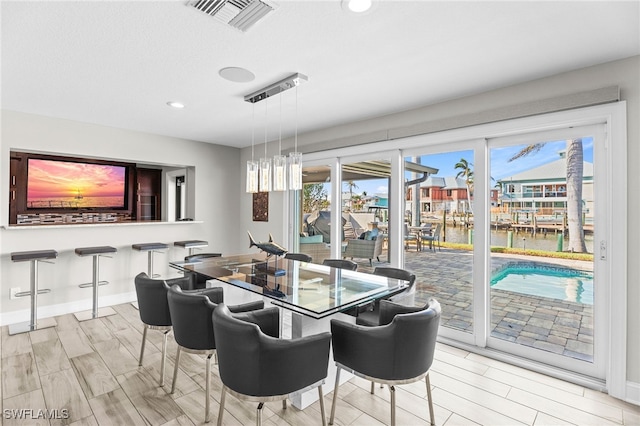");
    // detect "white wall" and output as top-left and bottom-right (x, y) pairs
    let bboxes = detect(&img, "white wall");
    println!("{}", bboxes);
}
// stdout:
(240, 56), (640, 385)
(0, 111), (242, 322)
